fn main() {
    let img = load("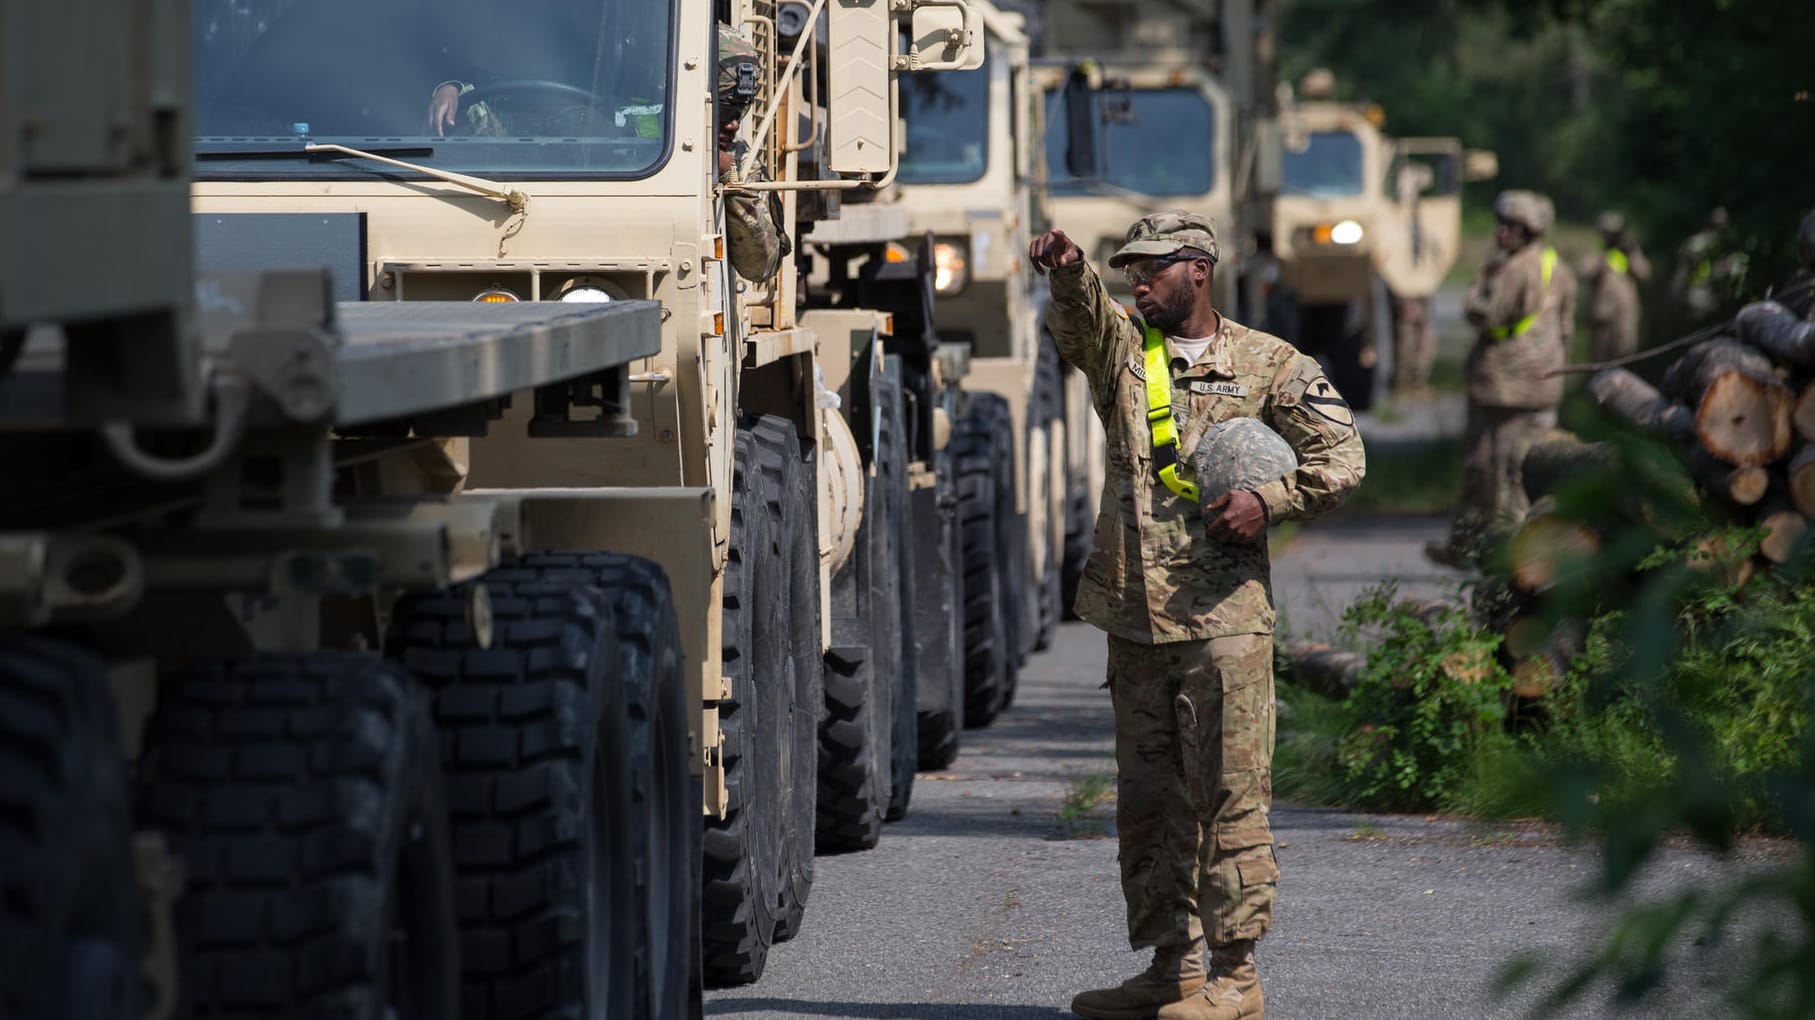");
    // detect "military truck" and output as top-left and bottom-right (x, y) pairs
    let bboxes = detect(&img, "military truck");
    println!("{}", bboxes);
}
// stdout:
(799, 0), (1100, 763)
(1025, 0), (1280, 602)
(1, 0), (974, 1015)
(1269, 70), (1496, 407)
